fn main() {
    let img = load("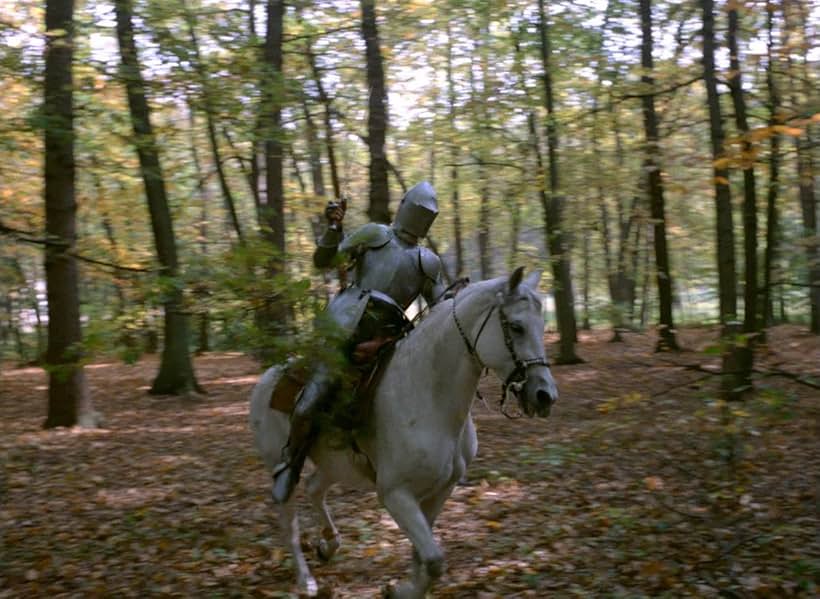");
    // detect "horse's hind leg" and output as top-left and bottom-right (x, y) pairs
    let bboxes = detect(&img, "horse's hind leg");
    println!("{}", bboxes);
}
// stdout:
(277, 501), (318, 597)
(381, 488), (444, 599)
(306, 470), (341, 561)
